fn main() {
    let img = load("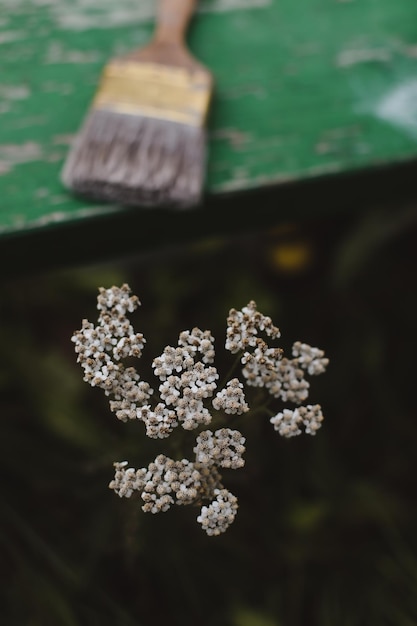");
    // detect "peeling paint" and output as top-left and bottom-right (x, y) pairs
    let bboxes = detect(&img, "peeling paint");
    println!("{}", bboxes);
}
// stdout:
(1, 0), (272, 31)
(0, 86), (31, 115)
(218, 170), (296, 193)
(52, 1), (154, 30)
(0, 85), (31, 101)
(1, 0), (416, 235)
(10, 116), (47, 130)
(49, 194), (70, 205)
(44, 41), (101, 64)
(337, 47), (391, 67)
(53, 134), (75, 146)
(211, 128), (251, 149)
(403, 44), (417, 58)
(337, 40), (417, 66)
(199, 0), (272, 13)
(314, 125), (364, 156)
(42, 81), (75, 95)
(35, 188), (50, 199)
(375, 80), (417, 137)
(0, 204), (119, 234)
(0, 31), (26, 43)
(46, 152), (66, 163)
(0, 142), (44, 175)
